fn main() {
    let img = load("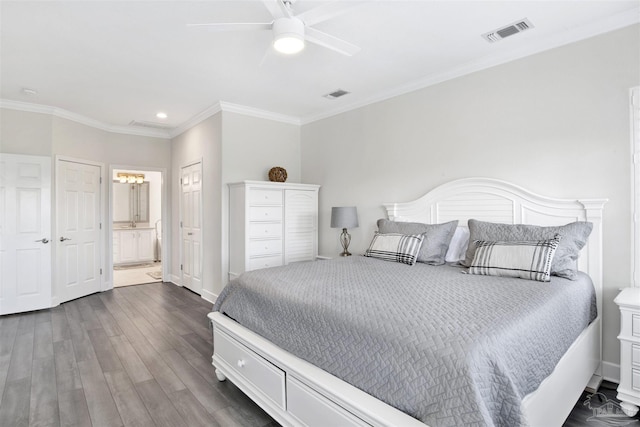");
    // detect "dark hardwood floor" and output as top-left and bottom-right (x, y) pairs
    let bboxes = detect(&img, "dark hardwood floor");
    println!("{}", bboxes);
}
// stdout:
(0, 281), (637, 427)
(0, 282), (277, 427)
